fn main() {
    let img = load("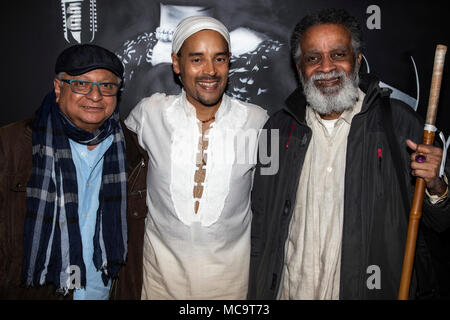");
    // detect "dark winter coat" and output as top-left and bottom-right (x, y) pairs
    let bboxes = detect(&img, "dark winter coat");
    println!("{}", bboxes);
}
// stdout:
(0, 118), (148, 299)
(248, 73), (450, 300)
